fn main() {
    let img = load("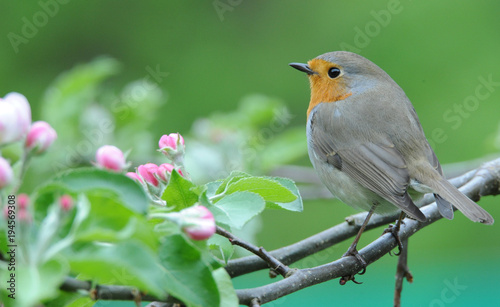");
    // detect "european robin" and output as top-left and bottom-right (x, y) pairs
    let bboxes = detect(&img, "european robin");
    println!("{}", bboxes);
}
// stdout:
(289, 51), (494, 281)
